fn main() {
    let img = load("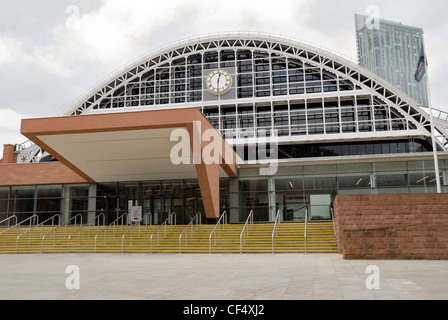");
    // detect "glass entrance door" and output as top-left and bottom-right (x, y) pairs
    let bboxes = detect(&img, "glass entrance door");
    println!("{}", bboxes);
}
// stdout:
(102, 196), (121, 225)
(275, 177), (306, 222)
(279, 193), (307, 222)
(309, 194), (332, 220)
(152, 195), (172, 225)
